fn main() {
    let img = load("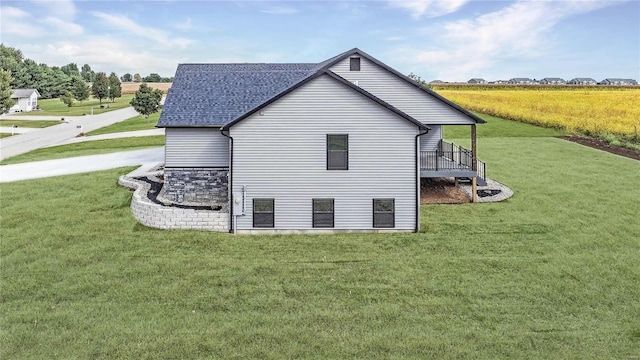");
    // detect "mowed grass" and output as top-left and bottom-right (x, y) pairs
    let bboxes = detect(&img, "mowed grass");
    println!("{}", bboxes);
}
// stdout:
(0, 133), (14, 138)
(0, 119), (61, 128)
(444, 113), (564, 139)
(0, 136), (164, 165)
(87, 112), (161, 136)
(19, 94), (135, 116)
(1, 122), (639, 358)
